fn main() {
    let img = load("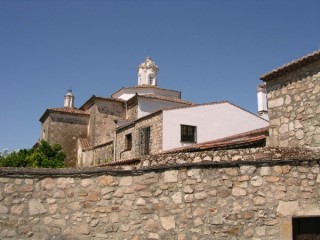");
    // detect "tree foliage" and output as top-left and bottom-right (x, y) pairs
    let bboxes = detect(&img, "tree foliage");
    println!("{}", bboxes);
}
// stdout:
(0, 141), (65, 168)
